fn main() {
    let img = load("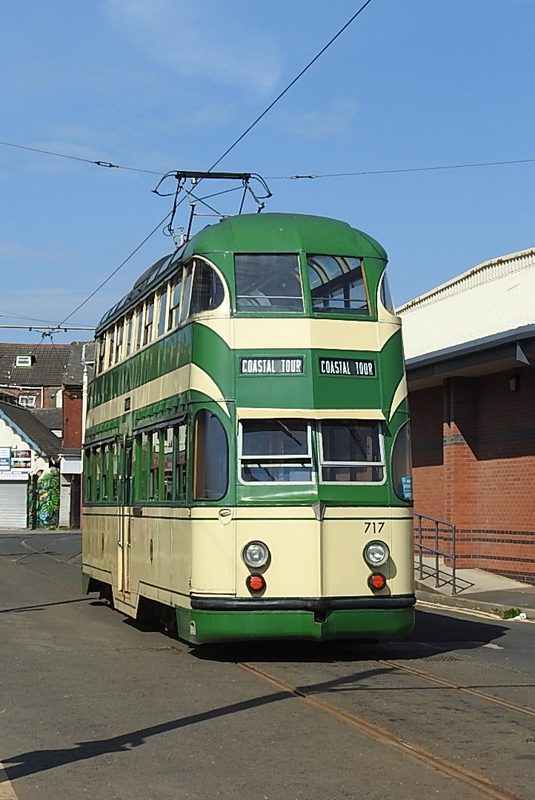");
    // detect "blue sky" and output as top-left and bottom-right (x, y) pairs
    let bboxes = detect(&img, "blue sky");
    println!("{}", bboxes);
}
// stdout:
(1, 0), (534, 343)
